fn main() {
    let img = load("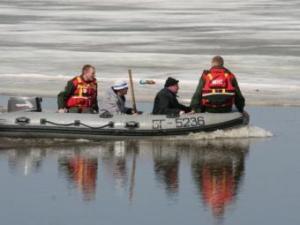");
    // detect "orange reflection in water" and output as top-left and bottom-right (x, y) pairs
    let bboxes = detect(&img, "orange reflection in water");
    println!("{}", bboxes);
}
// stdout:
(192, 144), (248, 219)
(59, 156), (98, 201)
(201, 166), (235, 217)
